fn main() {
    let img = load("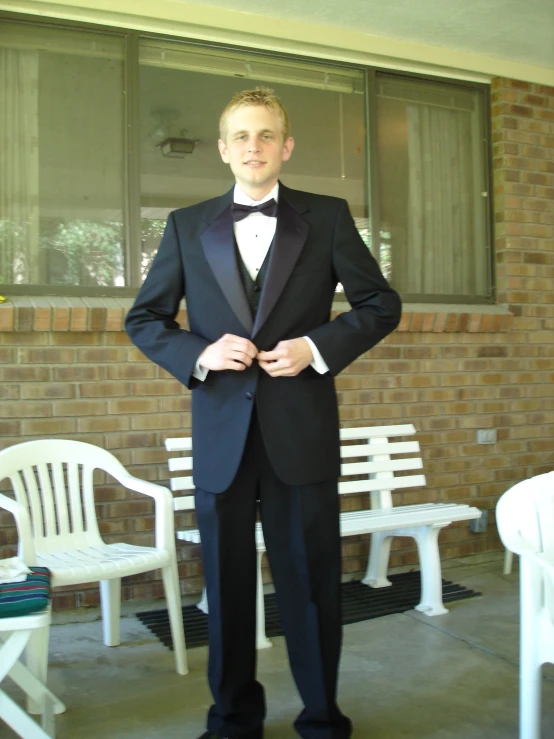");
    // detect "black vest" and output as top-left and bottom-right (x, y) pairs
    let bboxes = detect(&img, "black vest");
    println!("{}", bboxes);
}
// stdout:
(235, 237), (273, 316)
